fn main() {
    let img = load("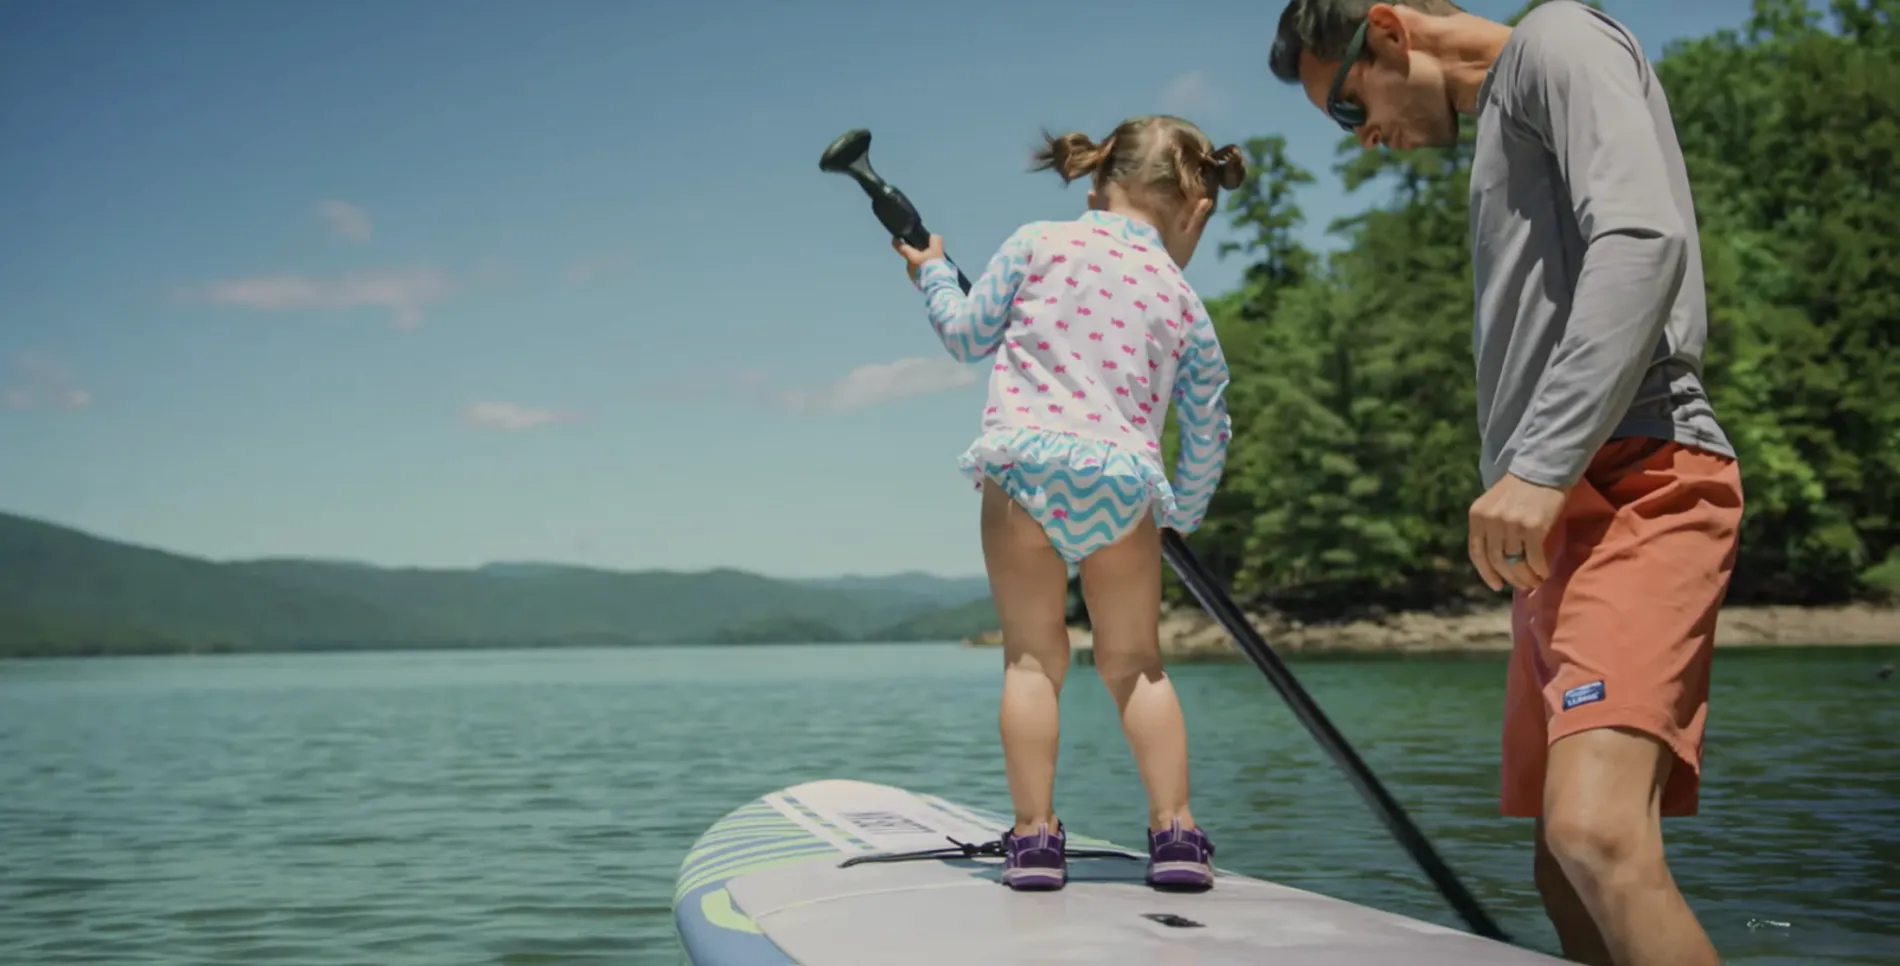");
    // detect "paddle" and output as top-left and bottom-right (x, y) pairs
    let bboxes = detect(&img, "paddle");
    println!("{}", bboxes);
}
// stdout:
(818, 127), (1513, 944)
